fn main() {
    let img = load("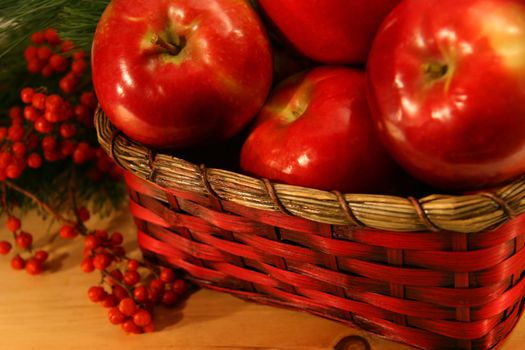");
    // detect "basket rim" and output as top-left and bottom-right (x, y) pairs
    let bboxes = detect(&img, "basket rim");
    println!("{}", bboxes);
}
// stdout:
(95, 108), (525, 234)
